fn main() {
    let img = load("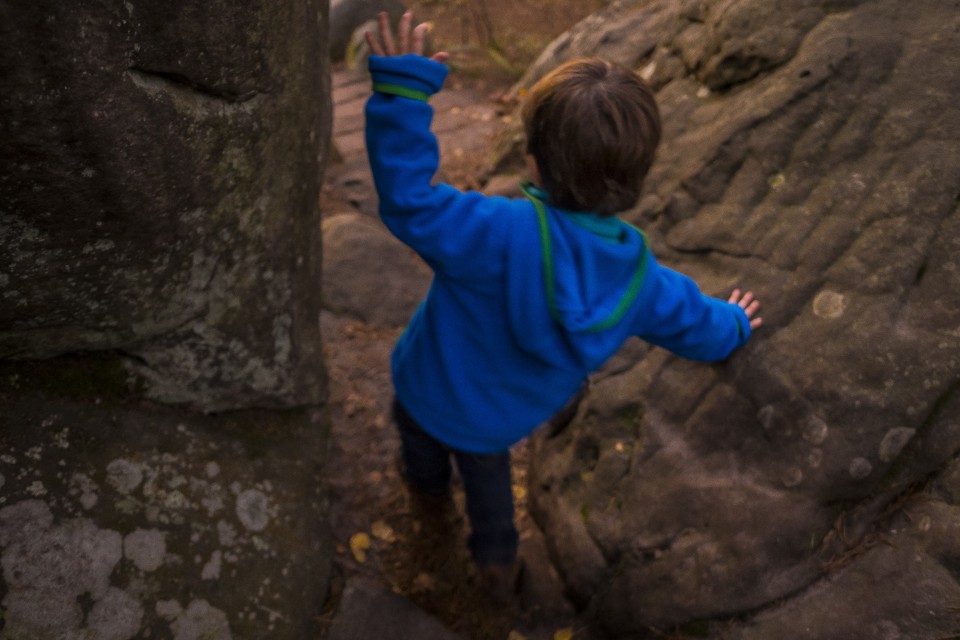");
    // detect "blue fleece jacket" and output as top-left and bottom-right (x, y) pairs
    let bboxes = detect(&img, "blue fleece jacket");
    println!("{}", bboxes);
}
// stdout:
(366, 54), (752, 454)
